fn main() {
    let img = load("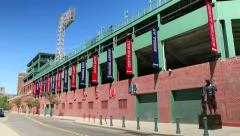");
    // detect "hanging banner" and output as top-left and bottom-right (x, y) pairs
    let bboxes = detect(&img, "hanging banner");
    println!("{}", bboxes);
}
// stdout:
(51, 74), (56, 93)
(125, 37), (133, 75)
(63, 67), (68, 91)
(43, 77), (47, 93)
(152, 28), (160, 70)
(107, 48), (113, 81)
(71, 64), (77, 89)
(36, 81), (39, 97)
(39, 80), (43, 96)
(206, 0), (218, 53)
(80, 61), (86, 87)
(57, 71), (62, 93)
(92, 54), (98, 85)
(47, 76), (51, 92)
(33, 82), (36, 97)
